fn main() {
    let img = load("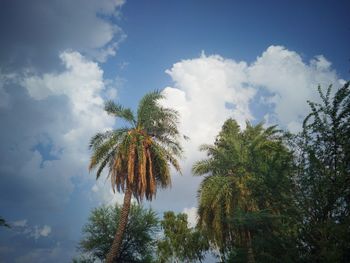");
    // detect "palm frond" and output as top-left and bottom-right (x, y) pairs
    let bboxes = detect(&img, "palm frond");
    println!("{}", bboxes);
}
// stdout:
(89, 130), (113, 150)
(95, 149), (114, 180)
(104, 100), (136, 125)
(89, 129), (128, 171)
(192, 159), (214, 176)
(149, 143), (172, 188)
(137, 90), (163, 127)
(152, 141), (181, 173)
(155, 135), (183, 157)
